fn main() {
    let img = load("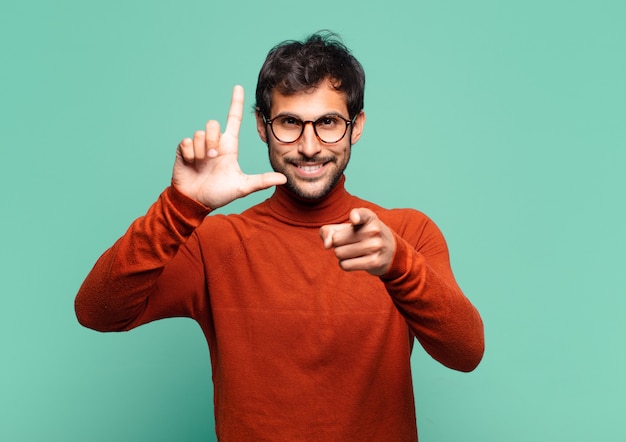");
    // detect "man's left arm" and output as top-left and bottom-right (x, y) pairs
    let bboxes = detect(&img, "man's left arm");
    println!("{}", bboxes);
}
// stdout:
(320, 208), (484, 372)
